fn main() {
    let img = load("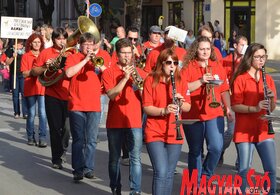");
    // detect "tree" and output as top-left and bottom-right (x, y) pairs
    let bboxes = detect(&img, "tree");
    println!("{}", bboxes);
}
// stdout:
(38, 0), (54, 25)
(125, 0), (143, 31)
